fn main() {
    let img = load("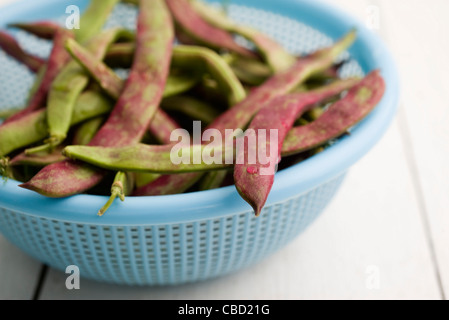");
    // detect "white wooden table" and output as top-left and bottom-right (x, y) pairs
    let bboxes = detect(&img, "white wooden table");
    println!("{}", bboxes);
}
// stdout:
(1, 0), (448, 300)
